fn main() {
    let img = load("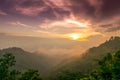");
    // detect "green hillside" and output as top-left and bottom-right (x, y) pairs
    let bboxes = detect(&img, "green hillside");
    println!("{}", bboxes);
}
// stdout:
(0, 47), (56, 77)
(1, 36), (120, 80)
(49, 36), (120, 79)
